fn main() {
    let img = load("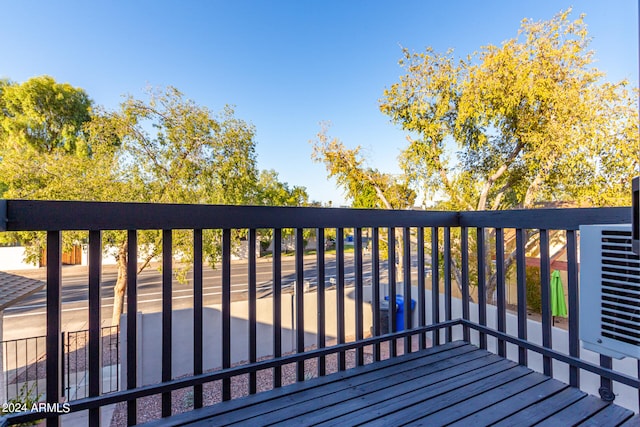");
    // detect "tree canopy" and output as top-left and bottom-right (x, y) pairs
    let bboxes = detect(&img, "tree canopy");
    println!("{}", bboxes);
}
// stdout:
(313, 9), (639, 300)
(379, 9), (638, 210)
(0, 76), (92, 156)
(312, 124), (416, 209)
(0, 78), (309, 324)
